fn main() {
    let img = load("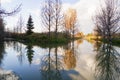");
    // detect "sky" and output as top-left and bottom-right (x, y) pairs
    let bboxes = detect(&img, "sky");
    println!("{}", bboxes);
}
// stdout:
(1, 0), (100, 34)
